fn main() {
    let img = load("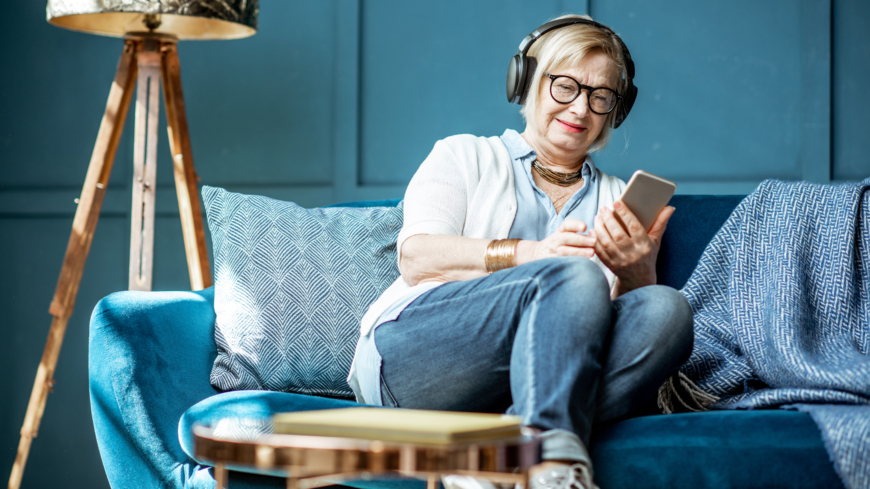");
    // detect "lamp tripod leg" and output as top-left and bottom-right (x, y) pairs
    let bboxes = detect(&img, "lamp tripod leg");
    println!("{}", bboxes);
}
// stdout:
(161, 42), (212, 290)
(7, 40), (138, 489)
(129, 38), (162, 291)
